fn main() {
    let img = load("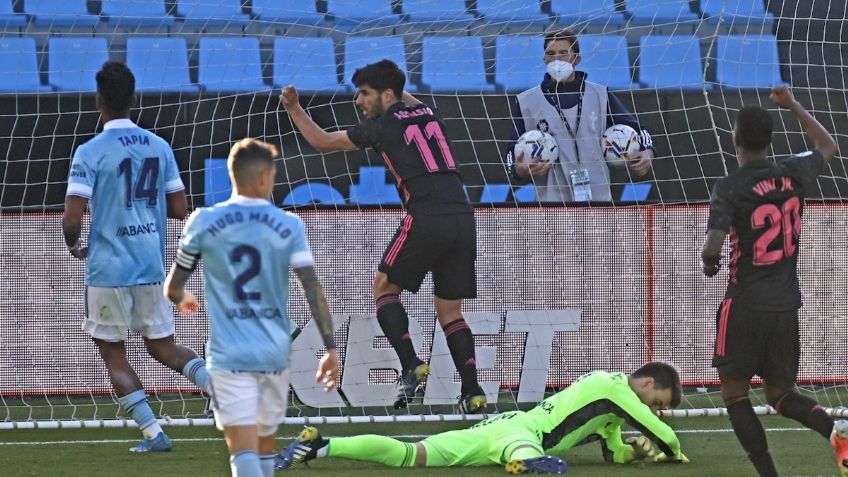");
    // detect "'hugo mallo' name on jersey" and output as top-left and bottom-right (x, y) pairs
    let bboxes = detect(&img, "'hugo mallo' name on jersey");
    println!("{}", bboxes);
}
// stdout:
(179, 196), (314, 372)
(65, 119), (184, 287)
